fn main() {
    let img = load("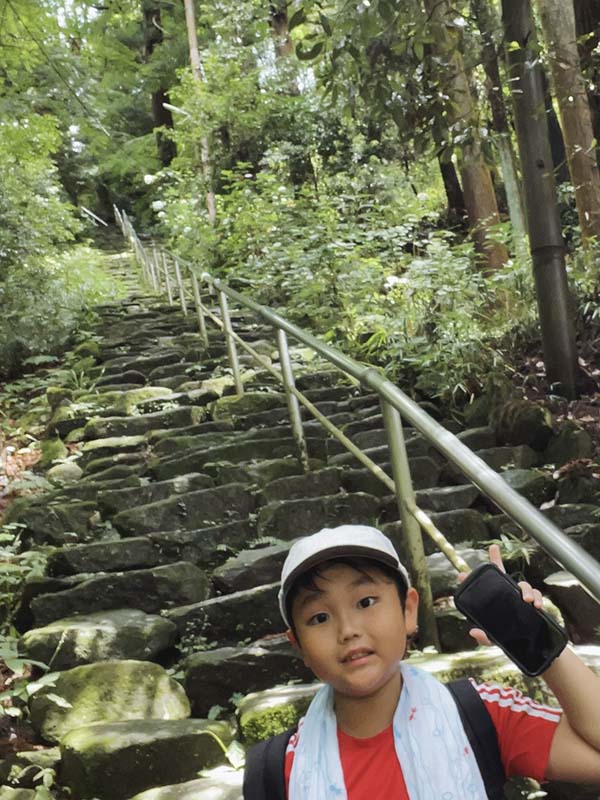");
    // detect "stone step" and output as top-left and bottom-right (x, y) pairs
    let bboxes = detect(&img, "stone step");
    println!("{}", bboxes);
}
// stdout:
(97, 473), (215, 516)
(183, 634), (312, 717)
(83, 406), (206, 439)
(260, 467), (342, 504)
(340, 456), (442, 495)
(149, 437), (326, 481)
(256, 491), (381, 540)
(164, 582), (281, 645)
(111, 483), (256, 536)
(19, 608), (177, 670)
(29, 562), (209, 627)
